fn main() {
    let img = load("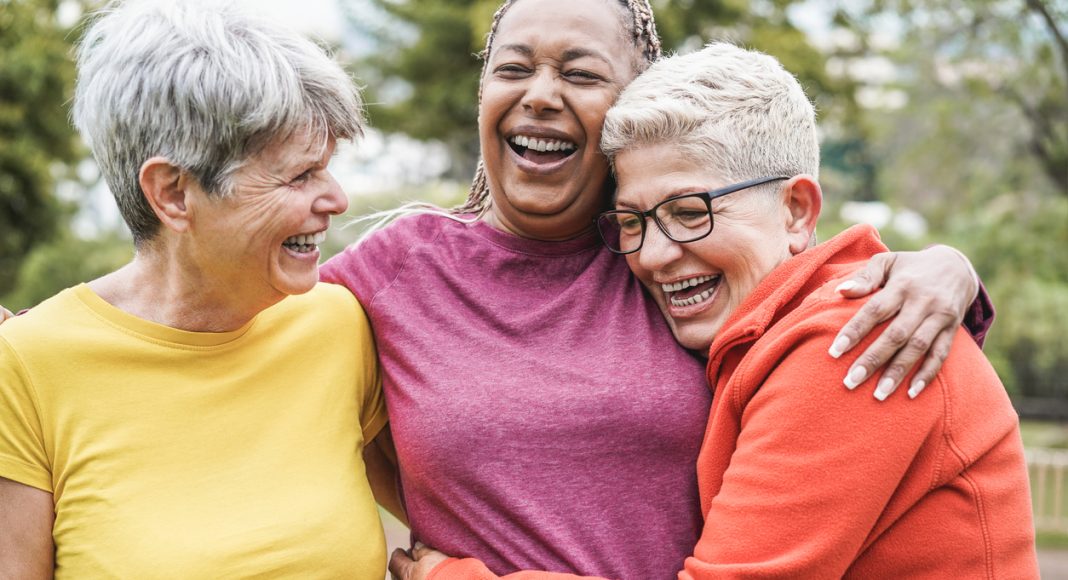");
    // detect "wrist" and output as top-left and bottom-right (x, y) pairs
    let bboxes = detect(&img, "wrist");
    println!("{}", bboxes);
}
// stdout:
(930, 244), (979, 301)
